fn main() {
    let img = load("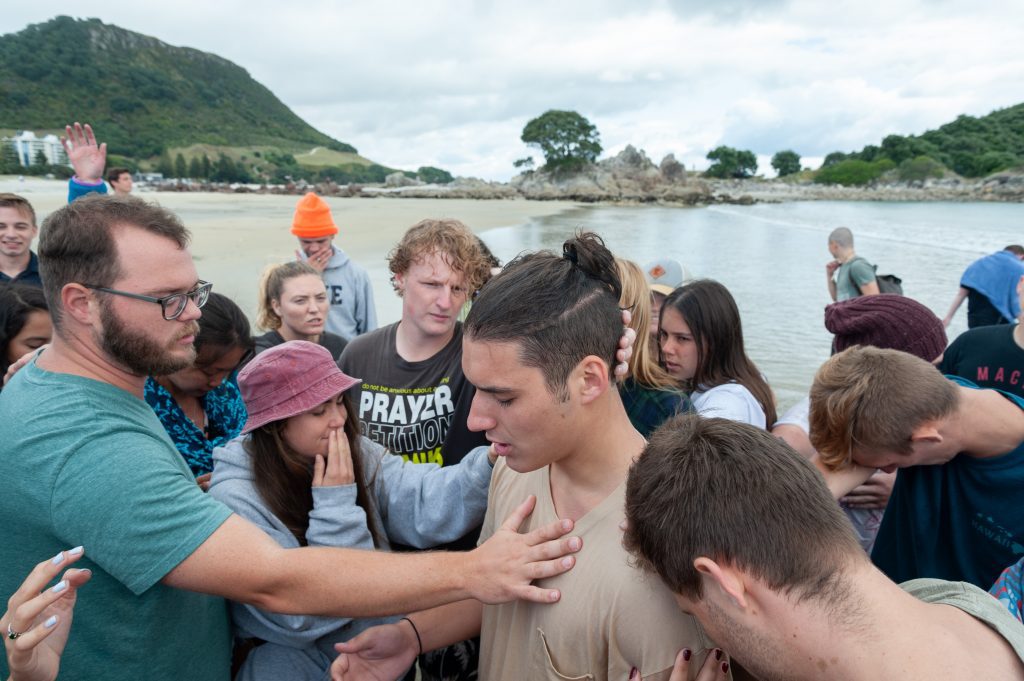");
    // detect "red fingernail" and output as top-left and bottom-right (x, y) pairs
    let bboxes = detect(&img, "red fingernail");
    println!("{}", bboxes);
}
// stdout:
(715, 649), (722, 661)
(629, 667), (638, 679)
(722, 662), (729, 674)
(682, 649), (691, 661)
